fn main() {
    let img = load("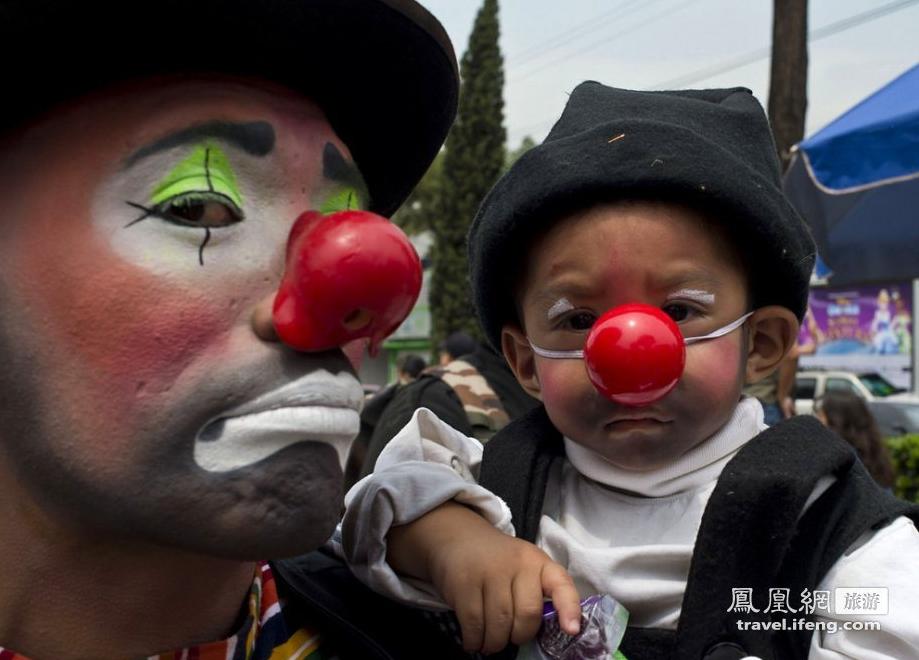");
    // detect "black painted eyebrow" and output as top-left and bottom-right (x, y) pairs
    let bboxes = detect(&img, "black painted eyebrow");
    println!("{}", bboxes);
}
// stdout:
(124, 121), (276, 168)
(322, 142), (370, 205)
